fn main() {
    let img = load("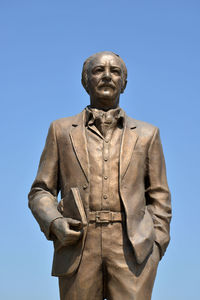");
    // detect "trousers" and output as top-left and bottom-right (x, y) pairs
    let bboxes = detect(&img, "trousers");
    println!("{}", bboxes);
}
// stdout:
(59, 222), (160, 300)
